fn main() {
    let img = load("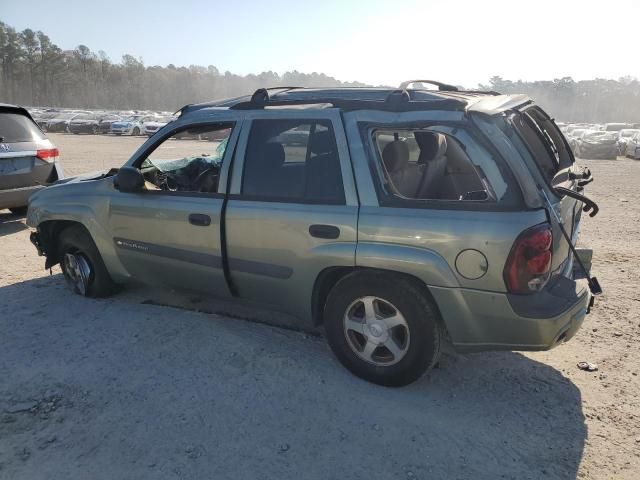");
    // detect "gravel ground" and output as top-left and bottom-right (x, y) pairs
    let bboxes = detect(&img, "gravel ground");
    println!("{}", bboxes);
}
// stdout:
(0, 133), (638, 479)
